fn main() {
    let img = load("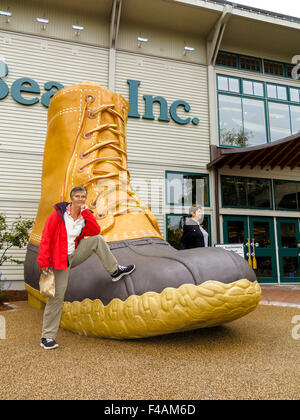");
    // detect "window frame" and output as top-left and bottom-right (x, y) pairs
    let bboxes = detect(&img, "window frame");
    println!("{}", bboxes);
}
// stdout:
(218, 91), (268, 148)
(216, 50), (297, 80)
(221, 175), (273, 210)
(165, 171), (210, 207)
(273, 179), (300, 211)
(217, 73), (300, 147)
(165, 213), (212, 248)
